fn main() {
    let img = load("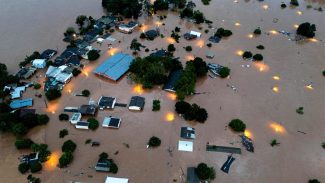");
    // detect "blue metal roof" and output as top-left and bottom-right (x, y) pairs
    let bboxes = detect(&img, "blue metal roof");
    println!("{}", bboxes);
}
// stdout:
(93, 53), (134, 81)
(10, 98), (33, 109)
